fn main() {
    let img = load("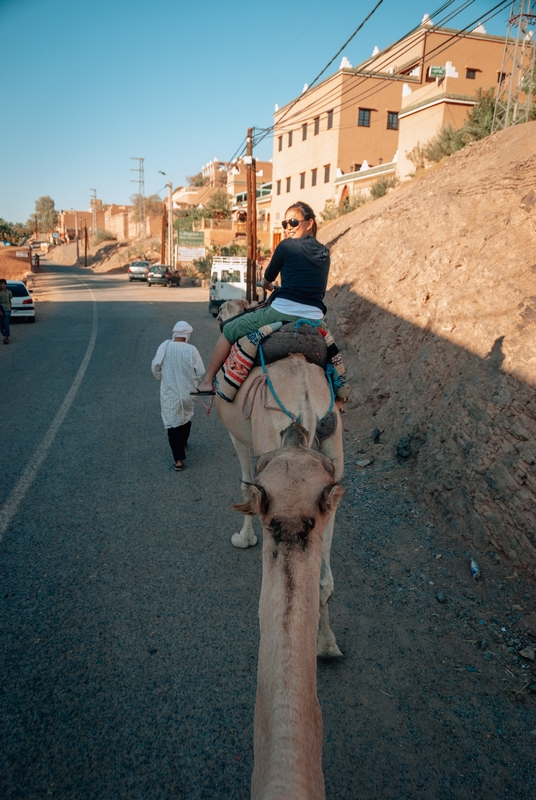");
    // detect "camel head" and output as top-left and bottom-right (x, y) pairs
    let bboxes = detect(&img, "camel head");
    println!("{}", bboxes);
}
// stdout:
(234, 422), (344, 546)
